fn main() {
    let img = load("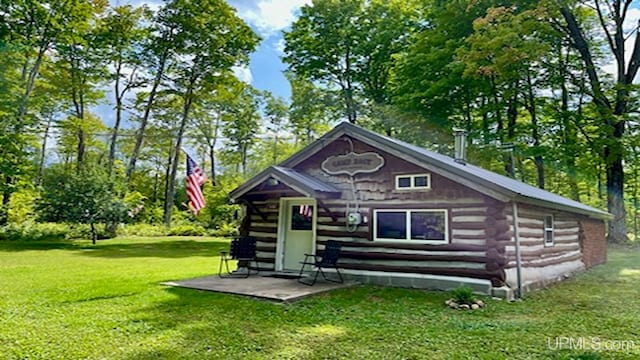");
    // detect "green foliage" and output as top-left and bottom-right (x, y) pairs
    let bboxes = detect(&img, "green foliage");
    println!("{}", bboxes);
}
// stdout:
(118, 223), (169, 237)
(450, 286), (476, 305)
(197, 174), (242, 232)
(0, 222), (69, 241)
(7, 186), (39, 224)
(37, 167), (129, 241)
(167, 223), (207, 236)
